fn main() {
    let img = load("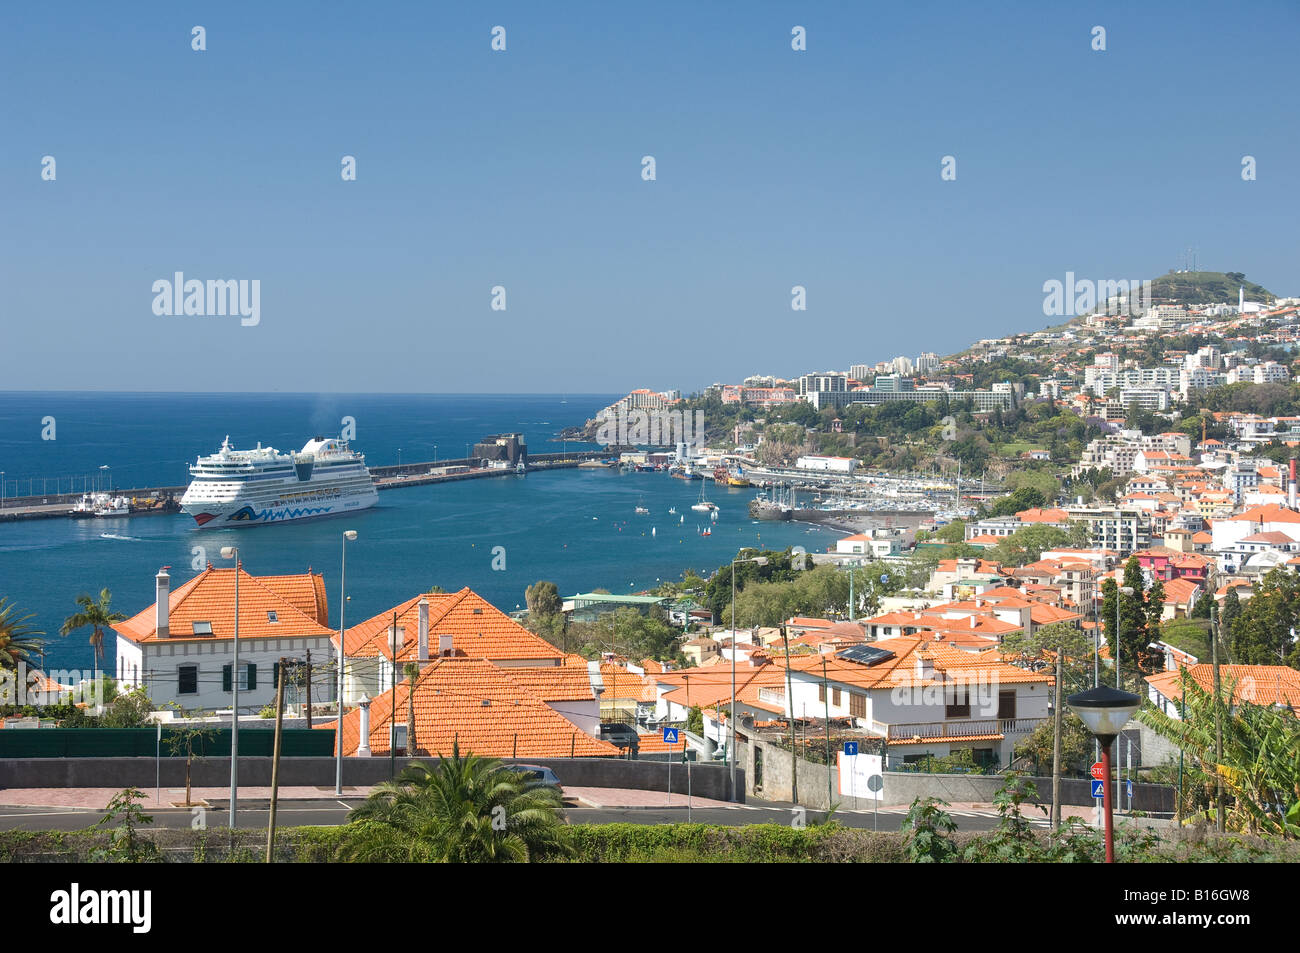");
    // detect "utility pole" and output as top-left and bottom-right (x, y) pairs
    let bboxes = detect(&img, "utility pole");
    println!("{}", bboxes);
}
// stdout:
(304, 650), (312, 729)
(266, 657), (287, 863)
(823, 657), (833, 811)
(1051, 648), (1063, 831)
(782, 624), (797, 805)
